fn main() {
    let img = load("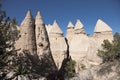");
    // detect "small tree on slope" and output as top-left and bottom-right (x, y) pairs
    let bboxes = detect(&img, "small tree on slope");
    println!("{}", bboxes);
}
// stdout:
(98, 32), (120, 63)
